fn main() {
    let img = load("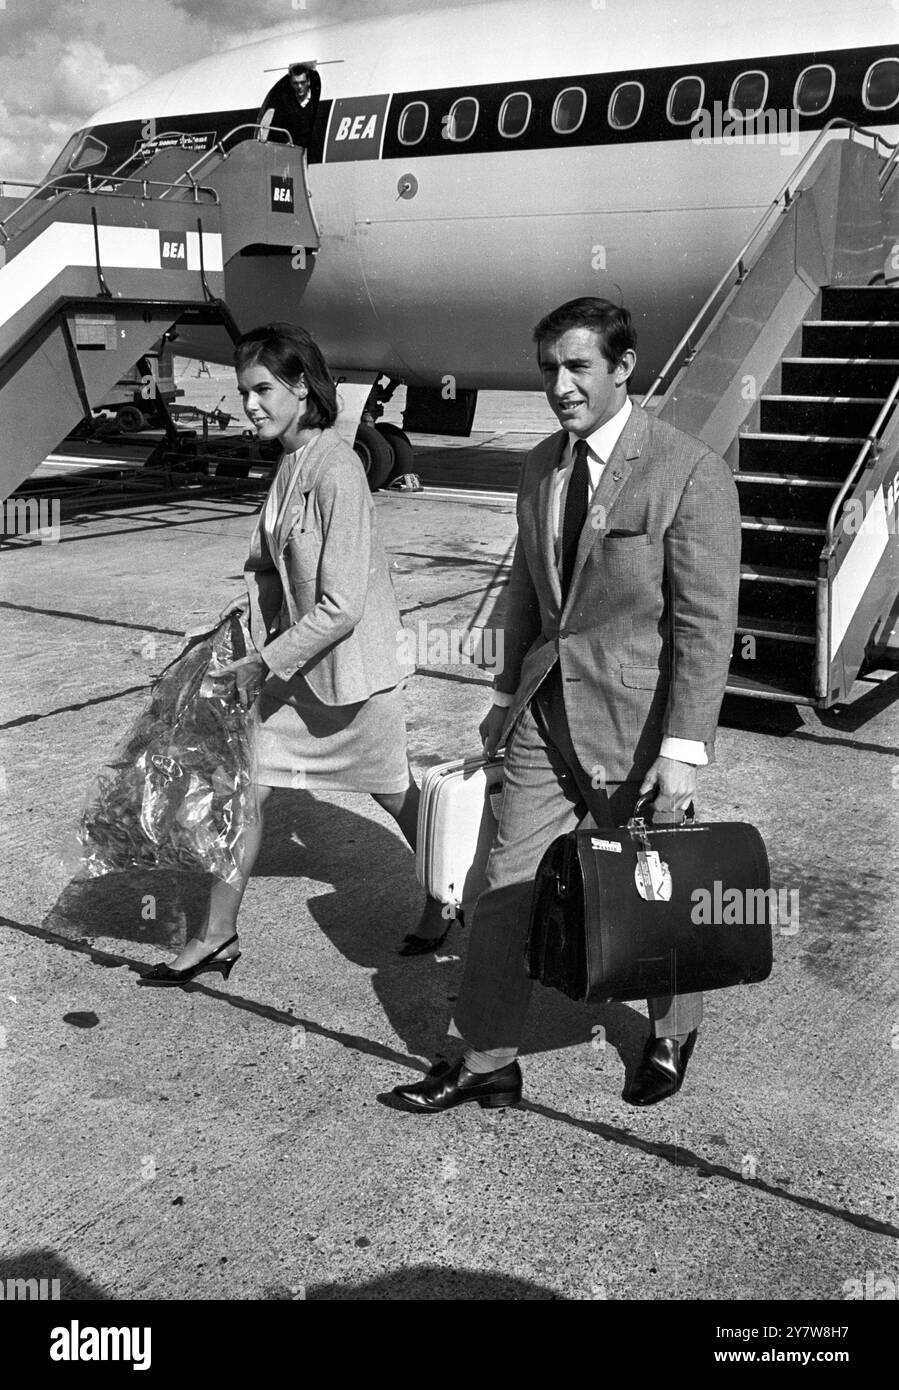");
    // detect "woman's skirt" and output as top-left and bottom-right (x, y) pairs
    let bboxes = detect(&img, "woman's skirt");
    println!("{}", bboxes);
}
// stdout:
(254, 673), (410, 794)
